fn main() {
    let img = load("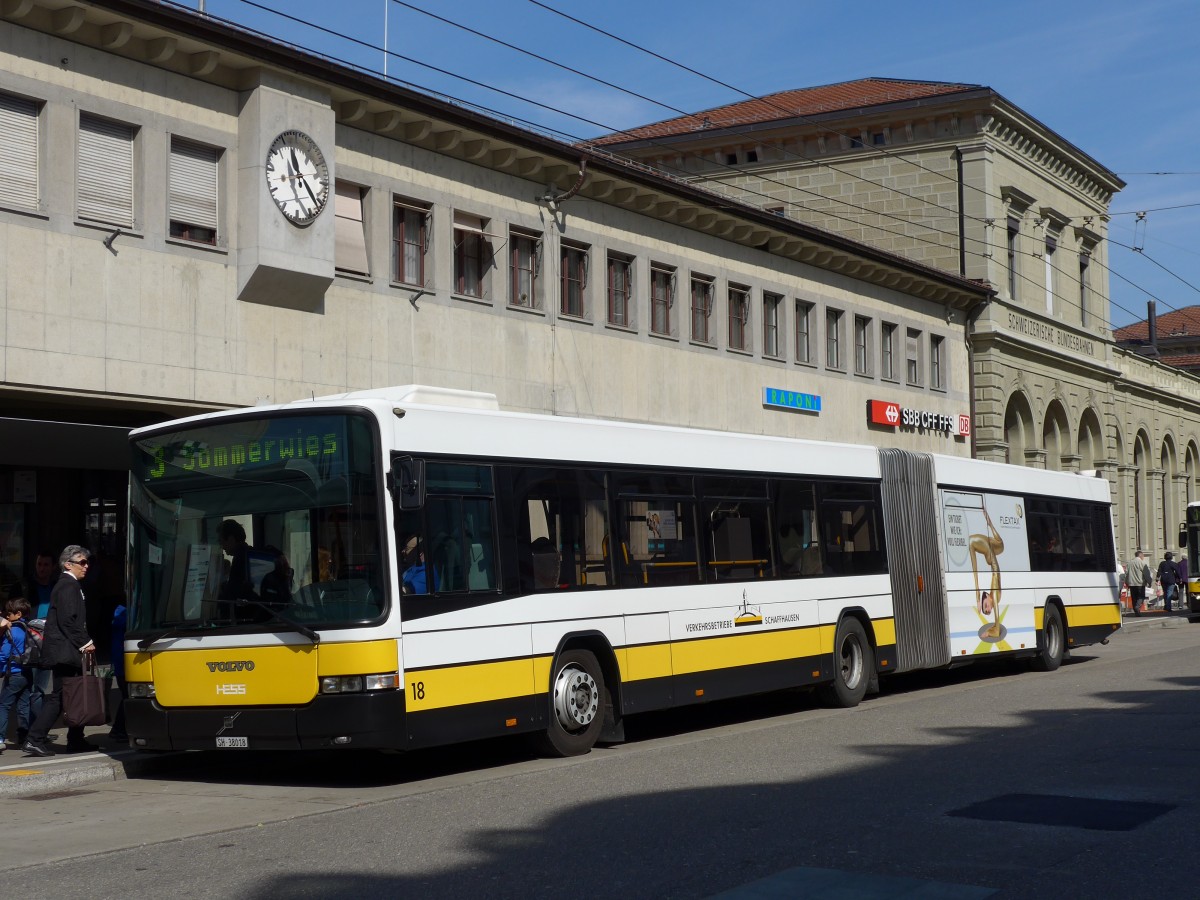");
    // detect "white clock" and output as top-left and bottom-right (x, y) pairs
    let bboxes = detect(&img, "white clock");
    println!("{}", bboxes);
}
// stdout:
(265, 130), (330, 226)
